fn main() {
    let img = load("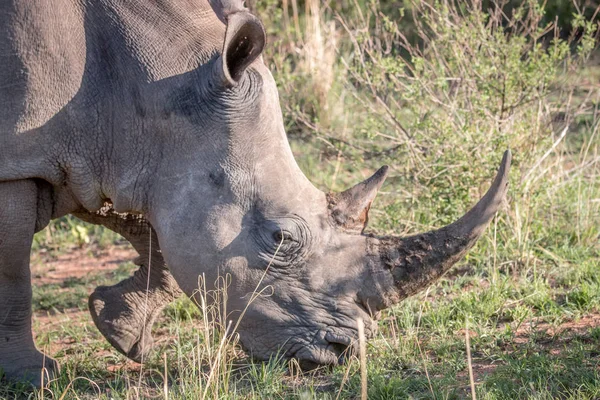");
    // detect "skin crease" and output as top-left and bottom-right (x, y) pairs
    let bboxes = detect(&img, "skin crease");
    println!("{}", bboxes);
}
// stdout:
(0, 0), (510, 383)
